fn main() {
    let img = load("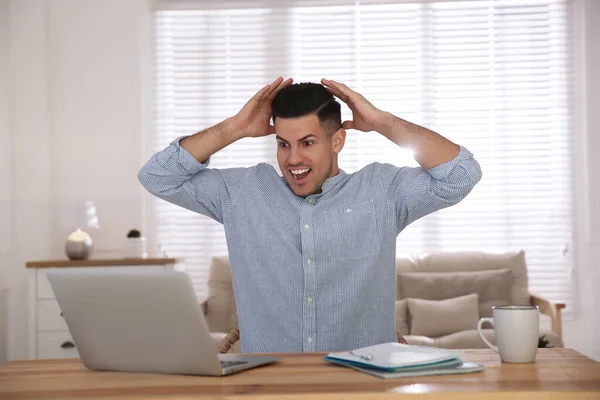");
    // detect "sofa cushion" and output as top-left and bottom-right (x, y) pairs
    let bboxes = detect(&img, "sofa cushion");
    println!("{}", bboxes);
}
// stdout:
(205, 257), (237, 333)
(407, 293), (479, 337)
(435, 329), (496, 349)
(432, 329), (564, 349)
(394, 300), (410, 336)
(403, 335), (437, 347)
(396, 251), (530, 305)
(398, 269), (512, 318)
(229, 310), (238, 332)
